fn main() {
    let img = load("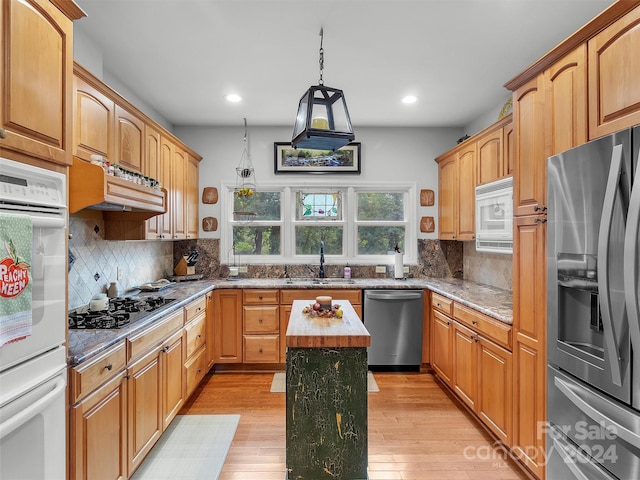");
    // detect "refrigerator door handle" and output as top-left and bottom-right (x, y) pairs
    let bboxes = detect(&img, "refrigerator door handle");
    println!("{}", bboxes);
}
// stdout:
(597, 143), (625, 387)
(550, 427), (617, 480)
(554, 376), (640, 449)
(624, 163), (640, 354)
